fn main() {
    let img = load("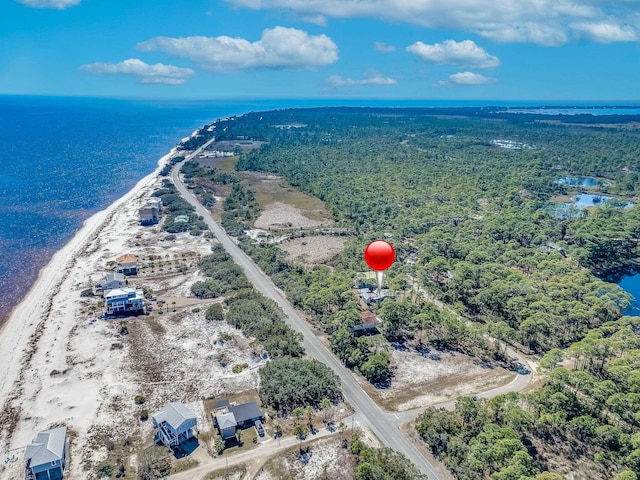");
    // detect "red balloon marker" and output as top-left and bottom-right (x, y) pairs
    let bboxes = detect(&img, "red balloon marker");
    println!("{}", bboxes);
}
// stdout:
(364, 240), (395, 296)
